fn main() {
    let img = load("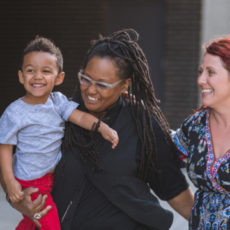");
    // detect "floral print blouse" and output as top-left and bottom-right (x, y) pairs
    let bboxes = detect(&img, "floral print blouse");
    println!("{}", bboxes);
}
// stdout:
(172, 108), (230, 230)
